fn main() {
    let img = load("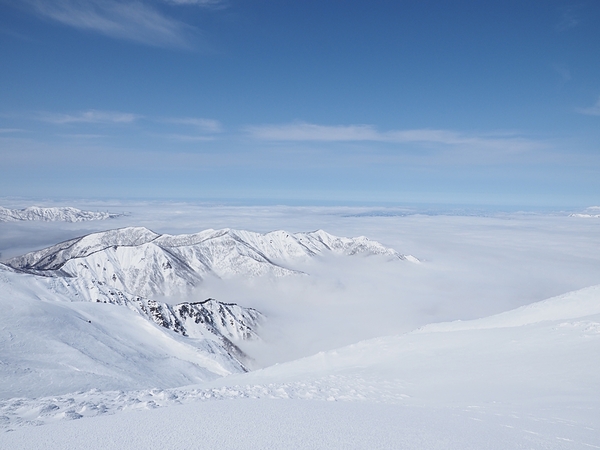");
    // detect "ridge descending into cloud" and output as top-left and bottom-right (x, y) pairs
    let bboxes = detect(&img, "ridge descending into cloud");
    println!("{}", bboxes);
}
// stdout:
(21, 0), (214, 48)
